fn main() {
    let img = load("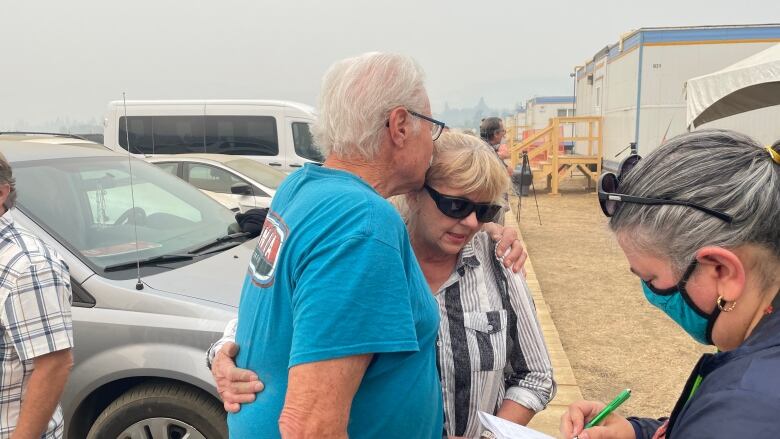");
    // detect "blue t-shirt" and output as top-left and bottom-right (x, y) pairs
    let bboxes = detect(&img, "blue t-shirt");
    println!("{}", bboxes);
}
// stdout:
(228, 164), (443, 438)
